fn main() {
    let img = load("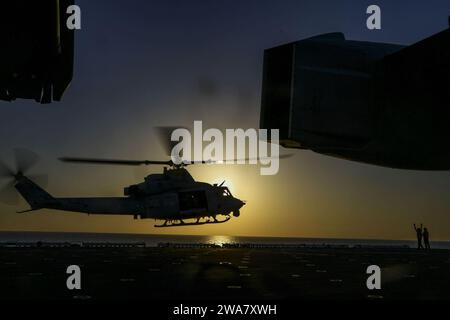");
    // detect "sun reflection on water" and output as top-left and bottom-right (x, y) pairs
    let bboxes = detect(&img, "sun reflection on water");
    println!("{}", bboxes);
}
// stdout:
(206, 235), (236, 246)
